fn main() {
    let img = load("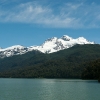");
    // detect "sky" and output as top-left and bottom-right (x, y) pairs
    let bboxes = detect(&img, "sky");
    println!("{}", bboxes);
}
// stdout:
(0, 0), (100, 48)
